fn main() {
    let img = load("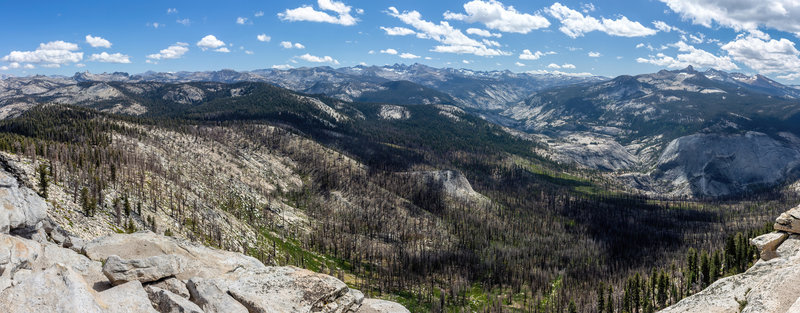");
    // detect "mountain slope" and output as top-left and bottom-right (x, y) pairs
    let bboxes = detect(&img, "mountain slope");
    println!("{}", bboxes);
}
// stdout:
(503, 66), (800, 197)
